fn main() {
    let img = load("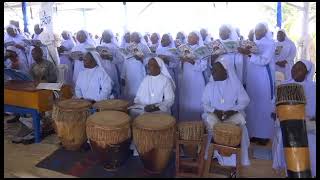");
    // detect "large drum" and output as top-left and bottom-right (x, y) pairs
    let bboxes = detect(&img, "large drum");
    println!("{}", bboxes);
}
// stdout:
(276, 83), (311, 178)
(213, 122), (242, 147)
(92, 99), (129, 113)
(52, 99), (92, 150)
(86, 111), (131, 171)
(133, 113), (176, 173)
(177, 121), (205, 158)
